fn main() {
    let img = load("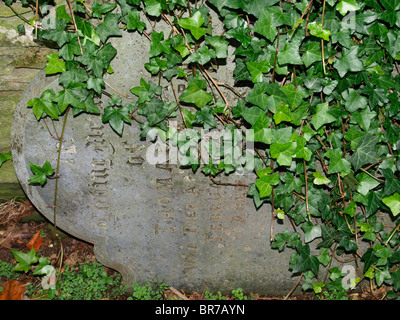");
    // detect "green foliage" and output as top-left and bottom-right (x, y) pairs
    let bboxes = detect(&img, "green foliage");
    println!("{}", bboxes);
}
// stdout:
(28, 161), (55, 186)
(56, 262), (126, 300)
(129, 281), (169, 300)
(0, 261), (19, 280)
(15, 0), (400, 299)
